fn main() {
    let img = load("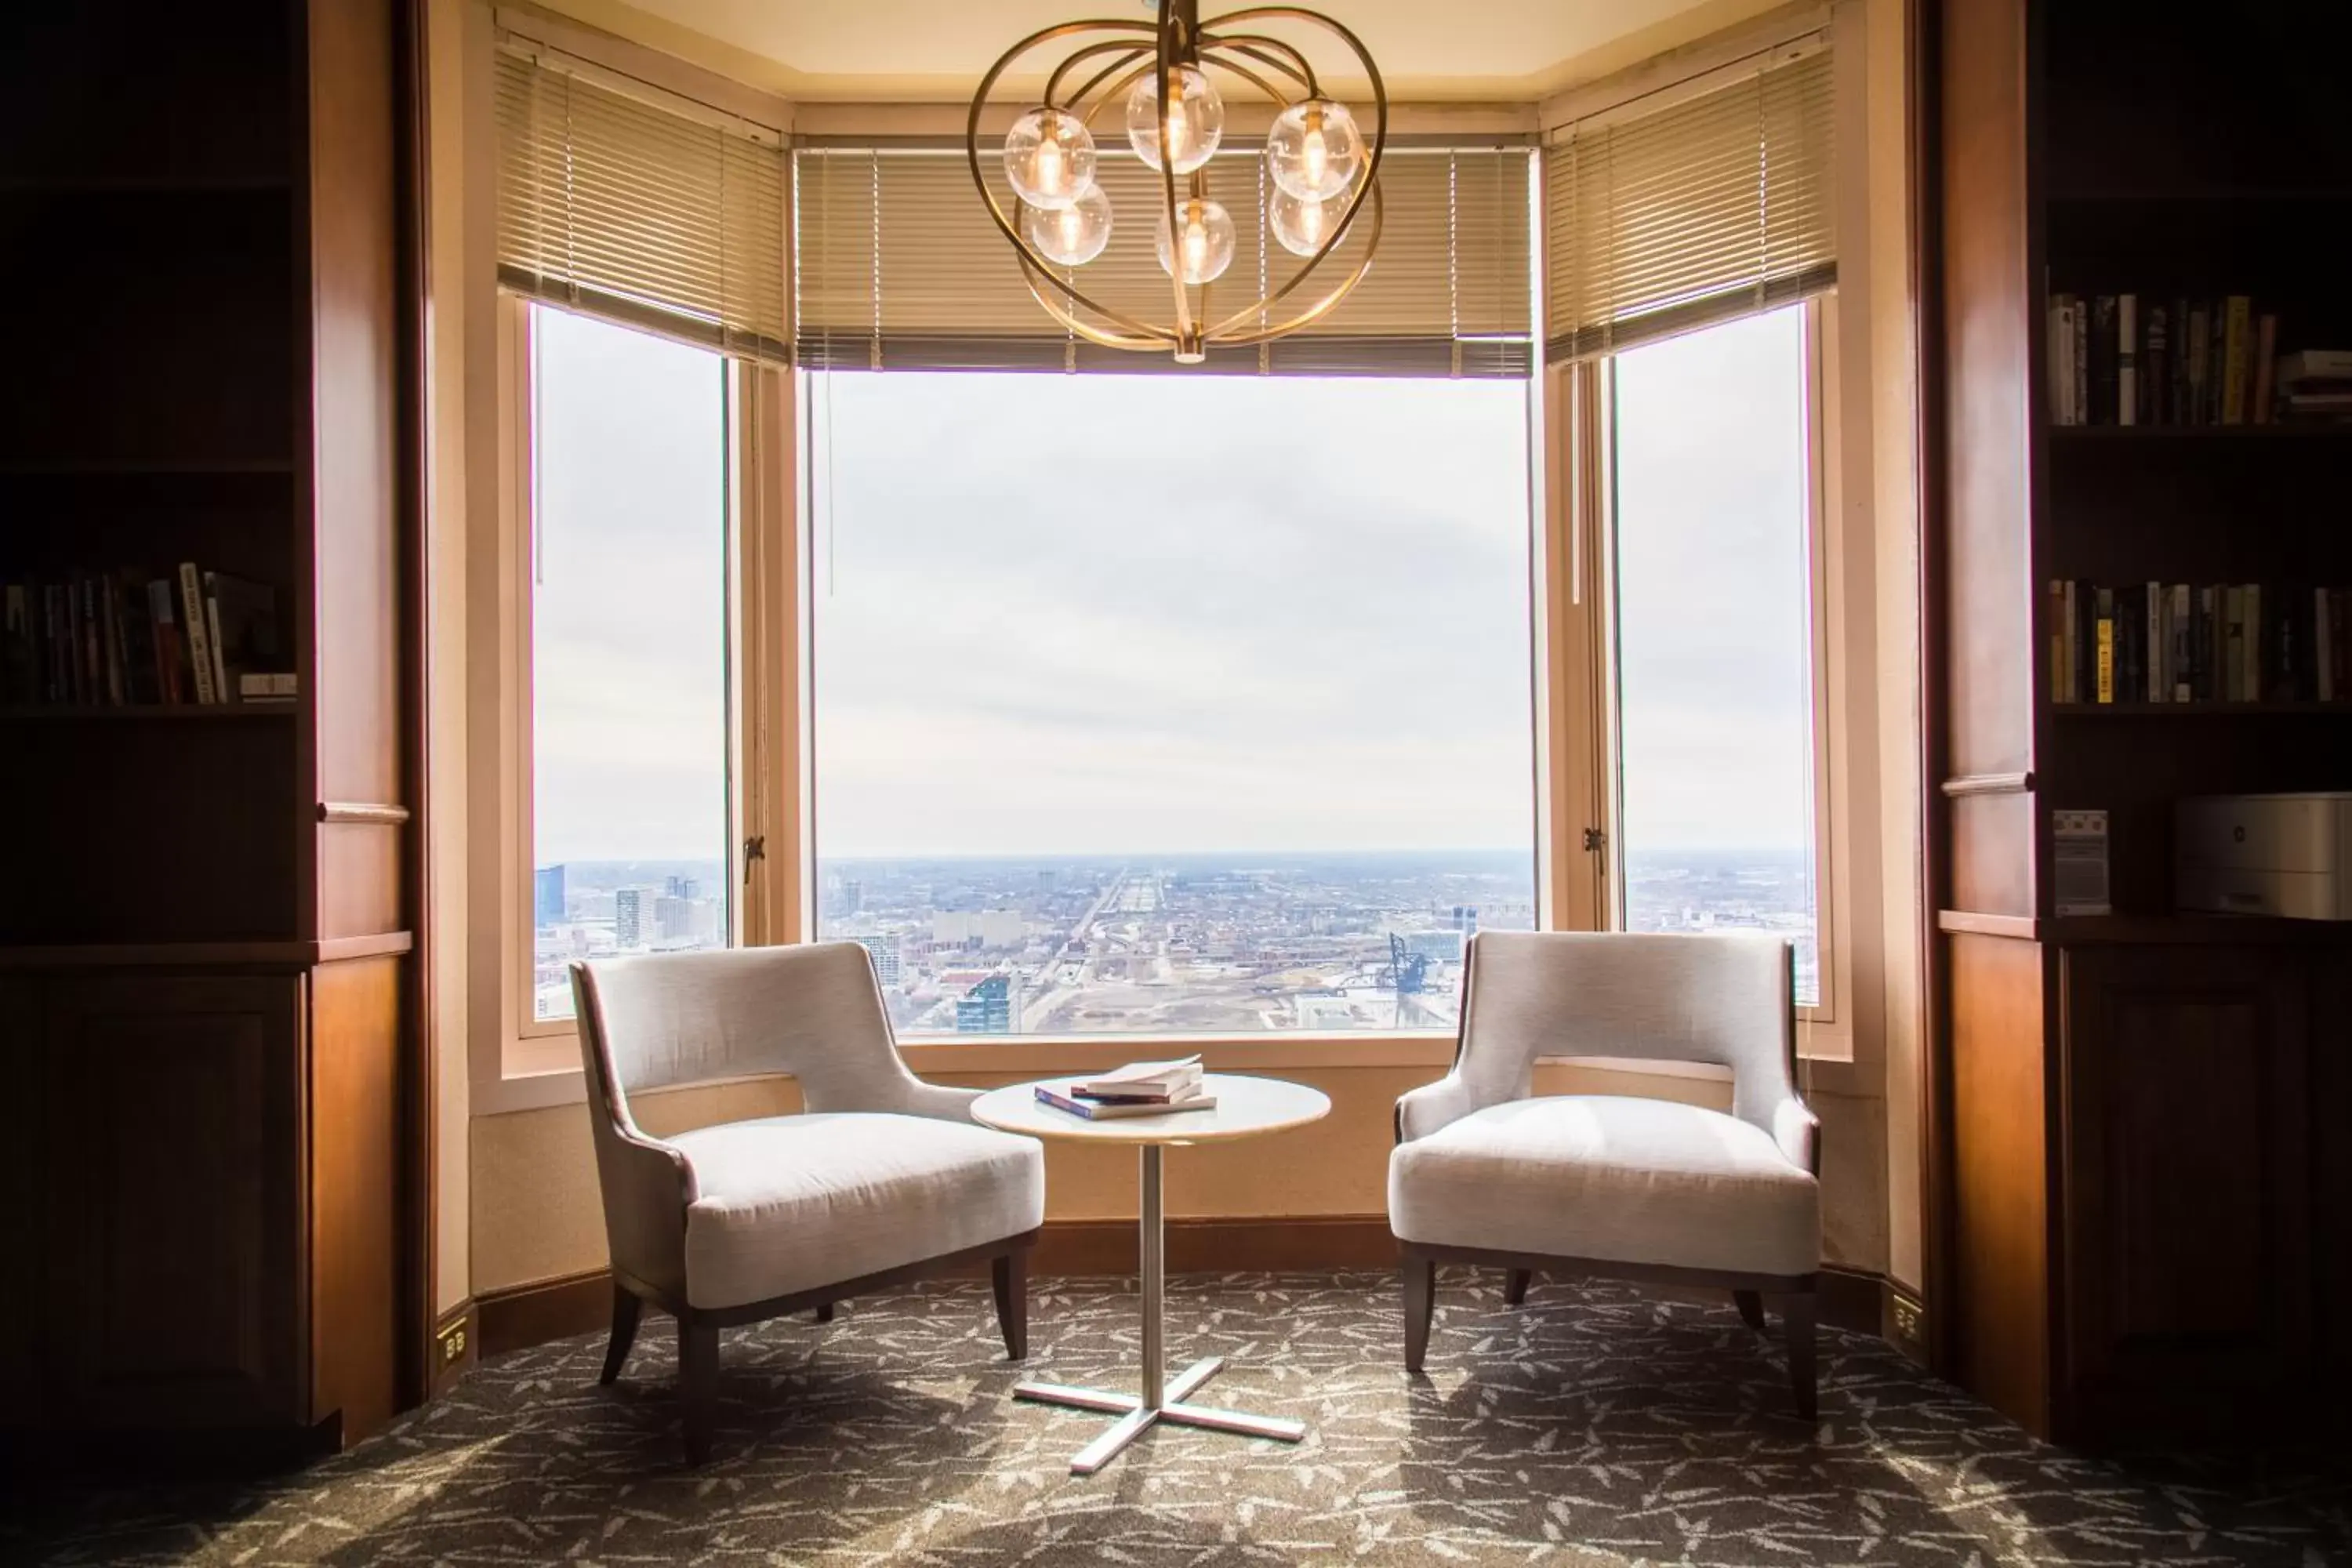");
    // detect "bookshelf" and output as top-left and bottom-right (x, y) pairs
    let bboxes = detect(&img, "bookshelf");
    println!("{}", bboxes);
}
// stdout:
(0, 2), (418, 1465)
(1930, 0), (2352, 1448)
